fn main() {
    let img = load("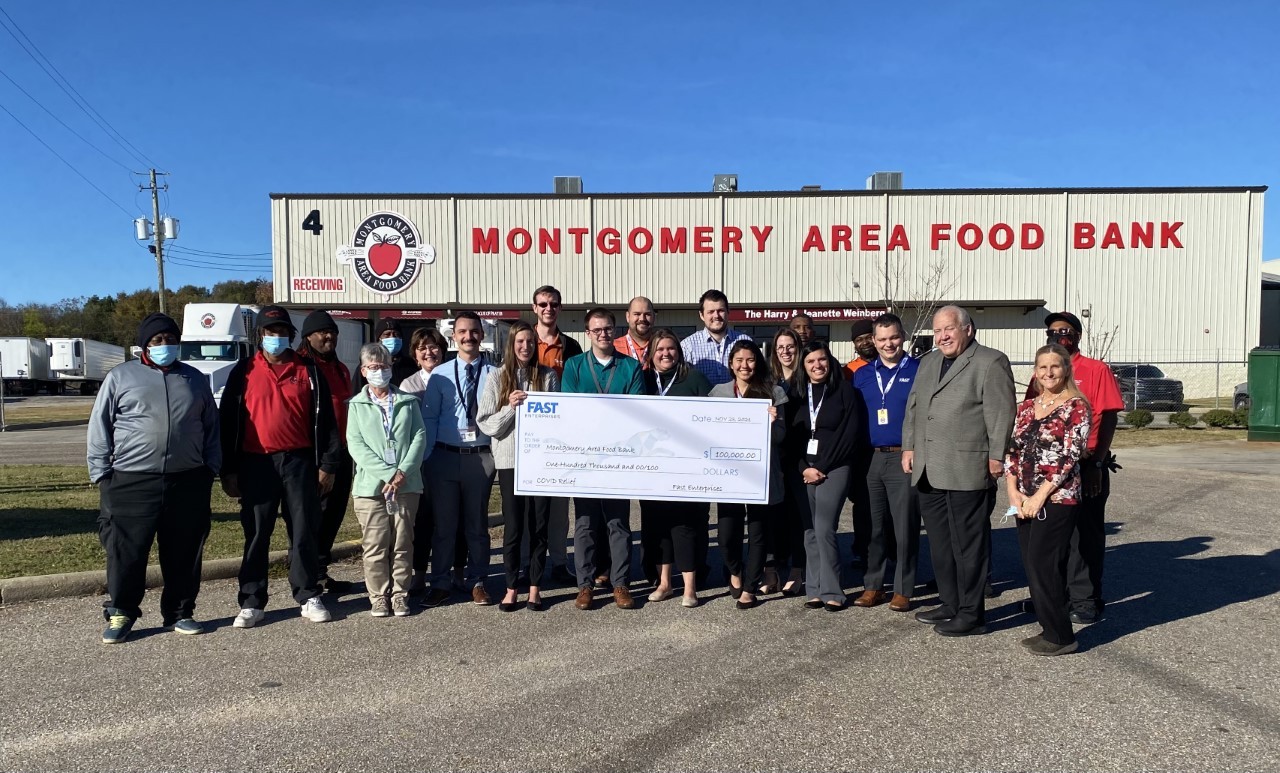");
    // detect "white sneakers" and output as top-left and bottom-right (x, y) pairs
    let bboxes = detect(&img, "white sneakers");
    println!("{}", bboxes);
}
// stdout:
(232, 608), (265, 629)
(300, 597), (332, 623)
